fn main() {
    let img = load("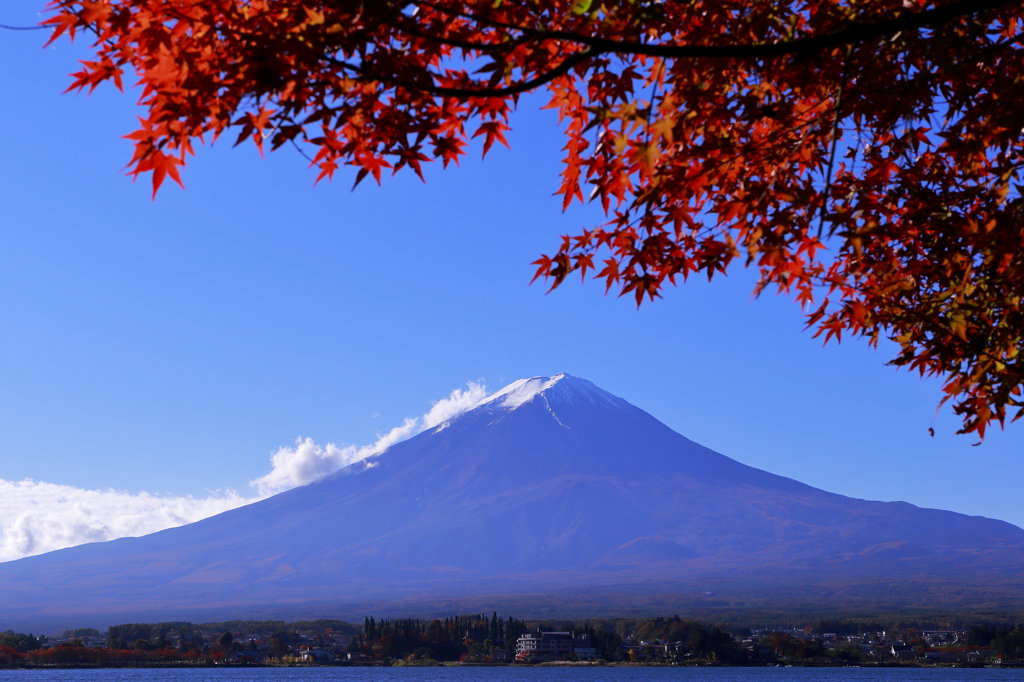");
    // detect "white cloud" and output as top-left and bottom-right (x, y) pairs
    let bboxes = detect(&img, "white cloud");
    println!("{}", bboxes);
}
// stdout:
(250, 381), (488, 495)
(0, 380), (490, 562)
(0, 479), (259, 562)
(422, 382), (489, 428)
